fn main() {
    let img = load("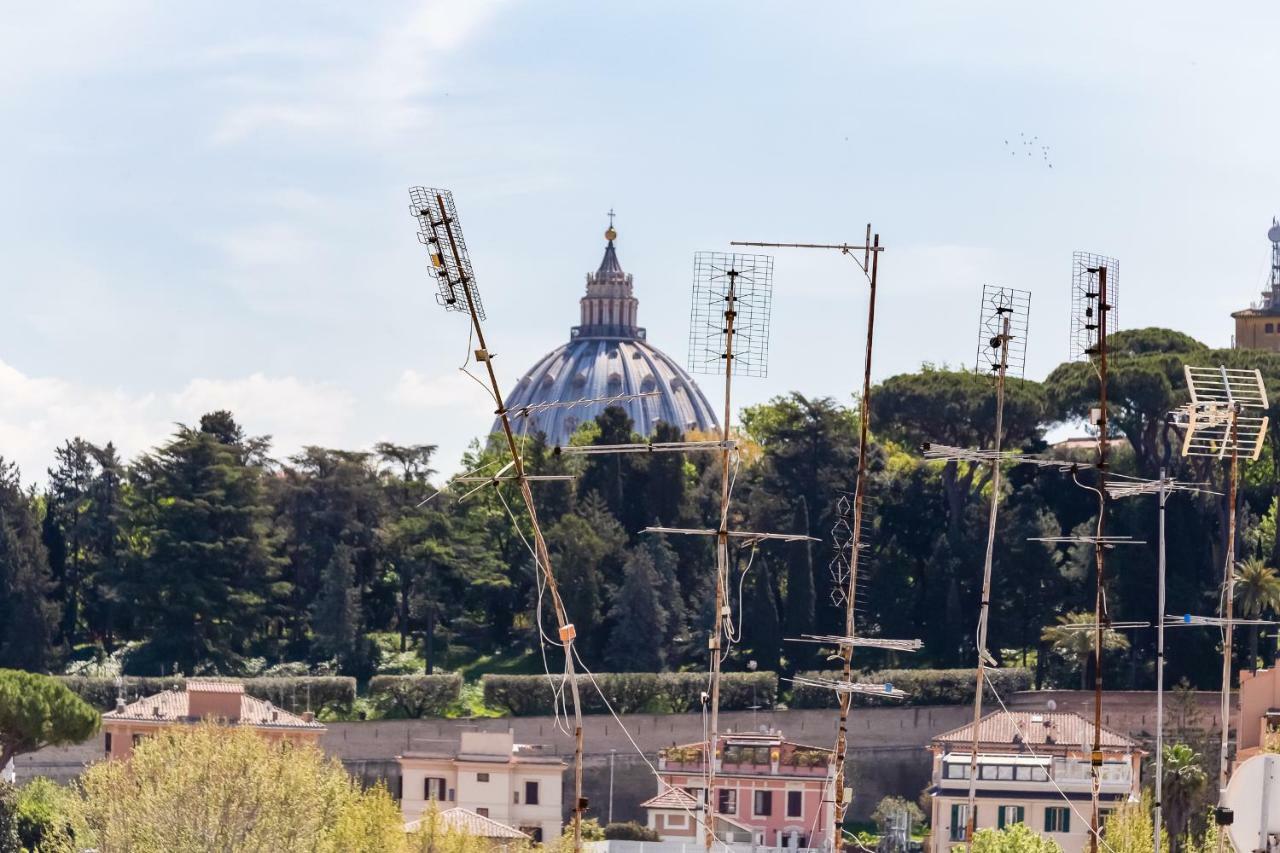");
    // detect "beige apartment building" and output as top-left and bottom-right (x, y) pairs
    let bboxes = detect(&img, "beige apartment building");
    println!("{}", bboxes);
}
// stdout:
(100, 681), (325, 758)
(927, 711), (1141, 853)
(1236, 666), (1280, 765)
(398, 730), (566, 843)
